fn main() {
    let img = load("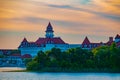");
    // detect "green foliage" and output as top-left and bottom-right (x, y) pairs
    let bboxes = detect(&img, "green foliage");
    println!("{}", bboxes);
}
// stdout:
(92, 43), (120, 71)
(27, 61), (40, 70)
(24, 58), (32, 65)
(0, 54), (4, 58)
(26, 45), (120, 72)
